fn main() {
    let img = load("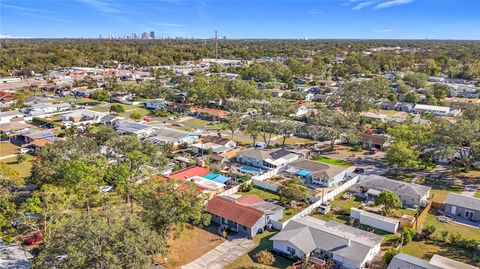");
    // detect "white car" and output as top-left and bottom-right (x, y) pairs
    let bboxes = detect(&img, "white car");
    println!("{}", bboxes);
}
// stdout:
(19, 148), (32, 154)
